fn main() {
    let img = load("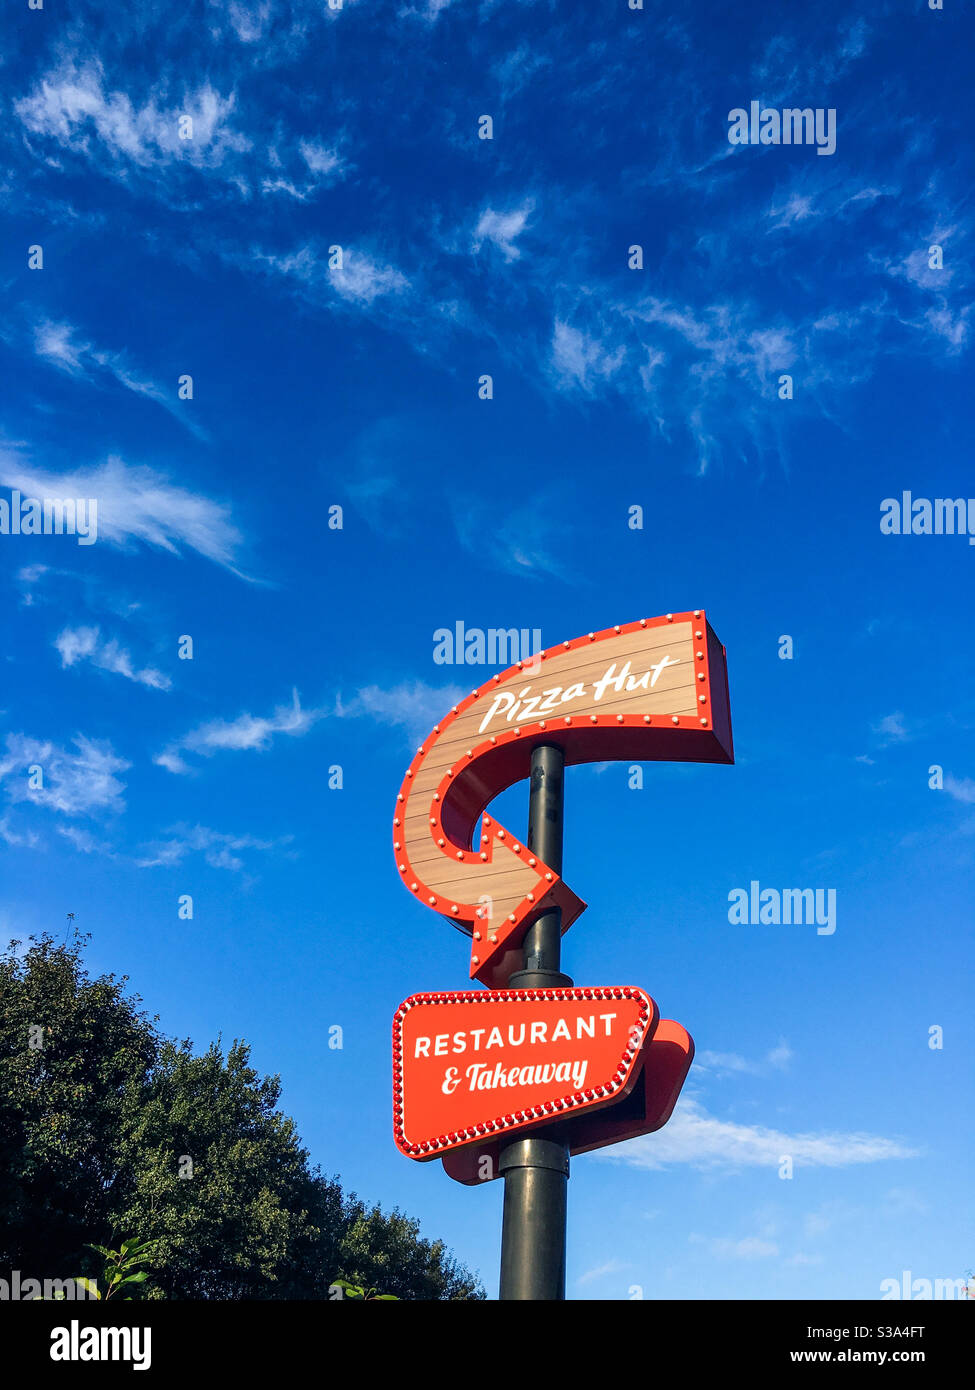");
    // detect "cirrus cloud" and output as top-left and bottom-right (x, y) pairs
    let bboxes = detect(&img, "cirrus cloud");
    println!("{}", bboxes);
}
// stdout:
(0, 454), (248, 575)
(155, 688), (326, 773)
(0, 732), (129, 818)
(55, 625), (170, 690)
(597, 1096), (919, 1172)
